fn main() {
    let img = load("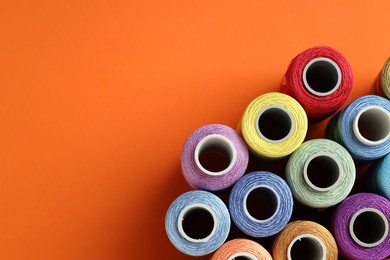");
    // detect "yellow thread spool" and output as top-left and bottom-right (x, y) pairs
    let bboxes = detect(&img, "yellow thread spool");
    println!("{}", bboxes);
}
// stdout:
(239, 92), (308, 159)
(272, 220), (338, 260)
(212, 238), (272, 260)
